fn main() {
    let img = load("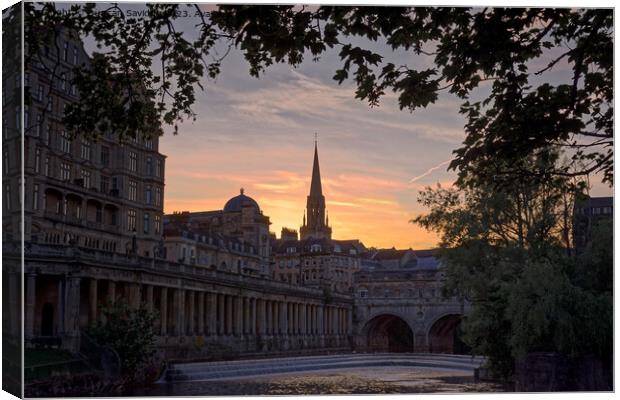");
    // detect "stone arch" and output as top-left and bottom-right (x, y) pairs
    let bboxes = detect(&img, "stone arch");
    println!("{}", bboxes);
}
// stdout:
(362, 313), (414, 353)
(427, 313), (469, 354)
